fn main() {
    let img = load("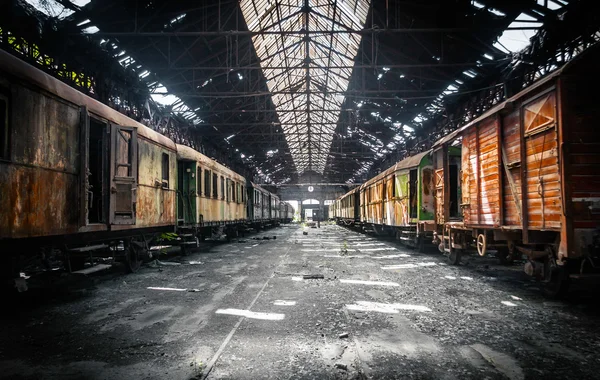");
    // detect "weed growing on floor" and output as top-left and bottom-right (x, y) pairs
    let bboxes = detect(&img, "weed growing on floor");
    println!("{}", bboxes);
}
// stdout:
(190, 358), (204, 379)
(340, 240), (348, 256)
